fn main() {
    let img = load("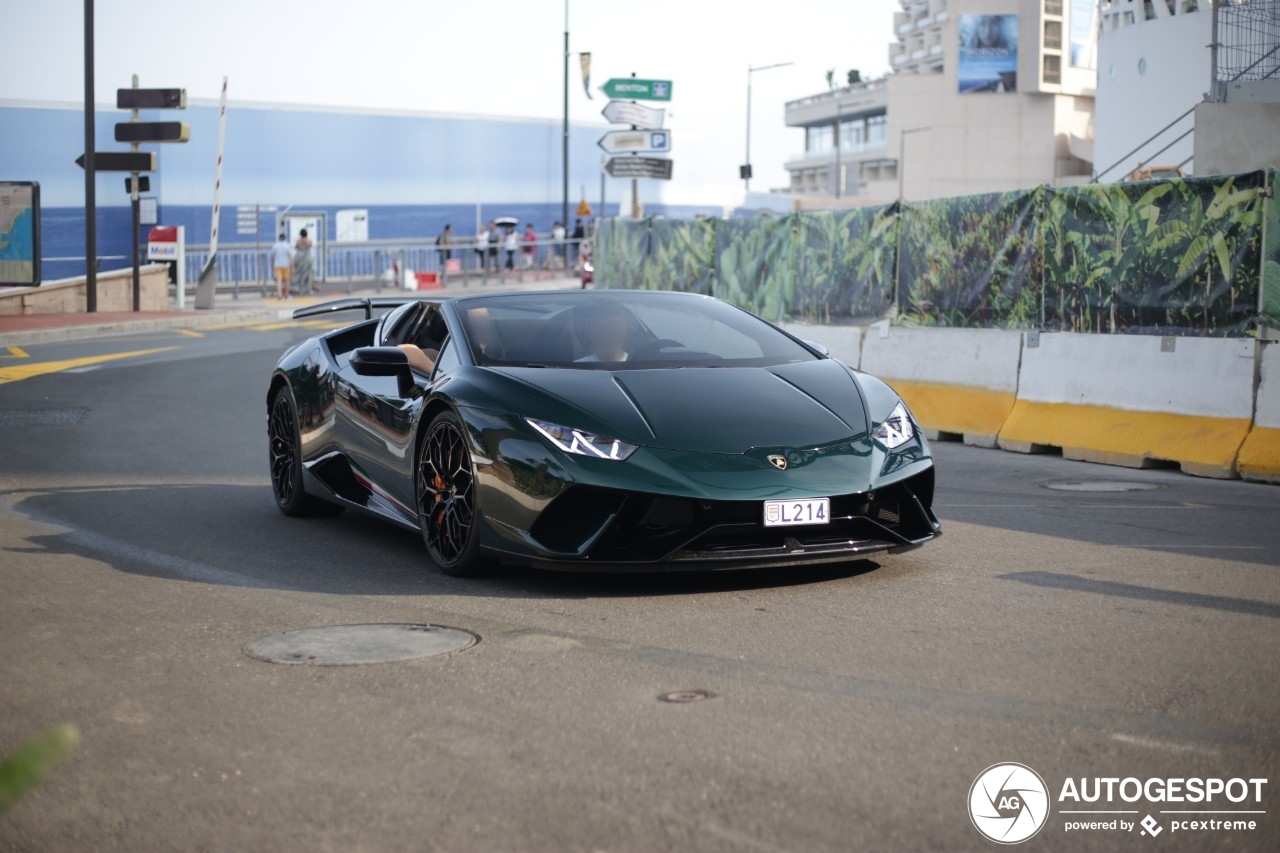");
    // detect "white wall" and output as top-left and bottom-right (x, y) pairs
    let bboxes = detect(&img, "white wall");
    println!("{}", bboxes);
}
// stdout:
(1094, 10), (1210, 181)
